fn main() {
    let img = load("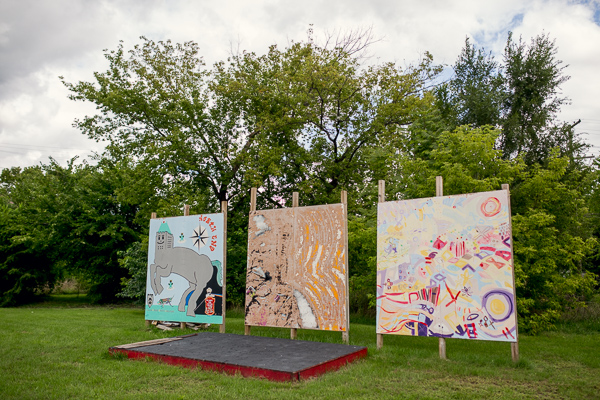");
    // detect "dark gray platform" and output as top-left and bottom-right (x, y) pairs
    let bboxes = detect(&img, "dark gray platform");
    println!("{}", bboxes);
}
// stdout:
(111, 332), (367, 381)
